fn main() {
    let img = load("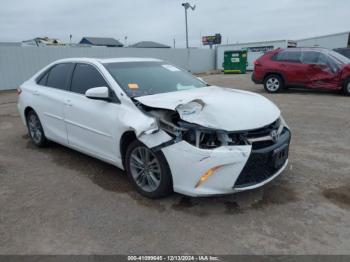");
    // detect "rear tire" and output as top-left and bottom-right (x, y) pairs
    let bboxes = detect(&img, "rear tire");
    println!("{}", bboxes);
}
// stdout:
(26, 110), (48, 147)
(264, 74), (284, 93)
(125, 140), (173, 198)
(342, 79), (350, 96)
